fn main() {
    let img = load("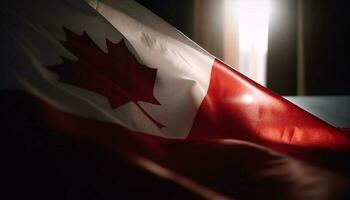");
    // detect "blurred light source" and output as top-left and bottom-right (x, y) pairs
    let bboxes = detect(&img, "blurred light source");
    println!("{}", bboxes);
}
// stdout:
(242, 94), (254, 104)
(235, 0), (271, 86)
